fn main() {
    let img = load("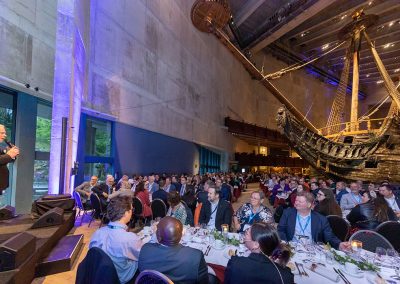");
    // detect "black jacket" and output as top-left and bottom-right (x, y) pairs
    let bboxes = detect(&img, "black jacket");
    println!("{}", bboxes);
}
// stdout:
(0, 148), (13, 193)
(347, 201), (397, 230)
(277, 208), (341, 249)
(198, 199), (232, 231)
(138, 243), (208, 284)
(225, 253), (294, 284)
(92, 182), (116, 200)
